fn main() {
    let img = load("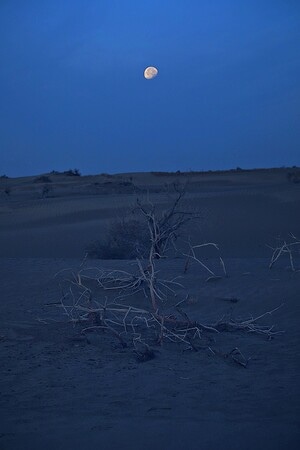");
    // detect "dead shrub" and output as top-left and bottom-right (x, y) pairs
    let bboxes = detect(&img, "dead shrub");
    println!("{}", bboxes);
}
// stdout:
(86, 218), (150, 259)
